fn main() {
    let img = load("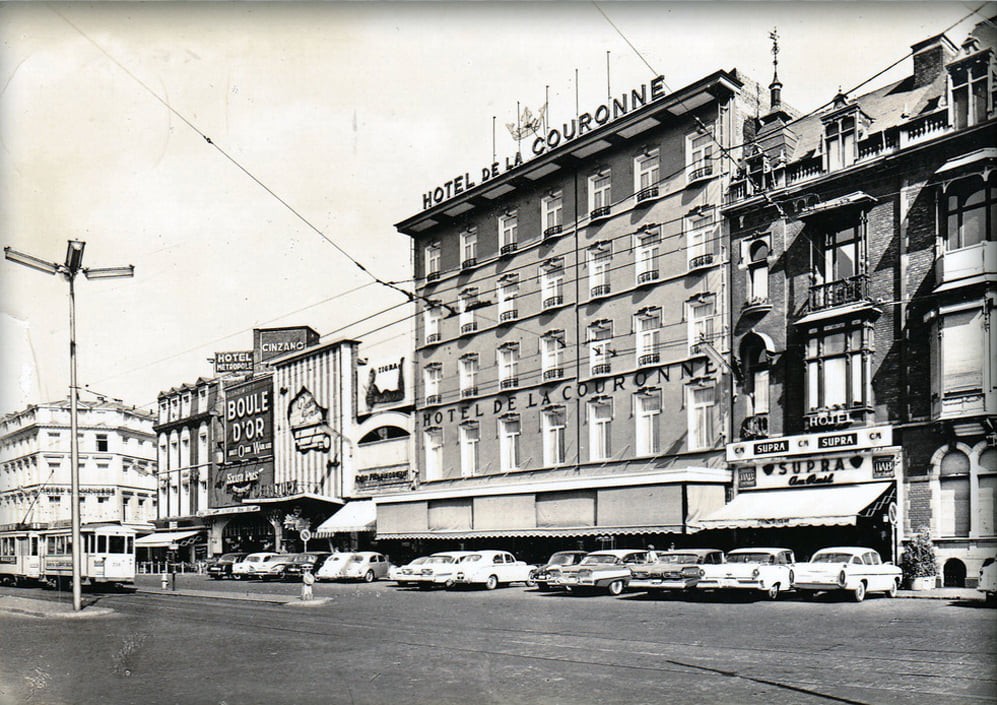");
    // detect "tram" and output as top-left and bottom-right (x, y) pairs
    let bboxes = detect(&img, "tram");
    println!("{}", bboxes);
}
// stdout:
(0, 523), (136, 588)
